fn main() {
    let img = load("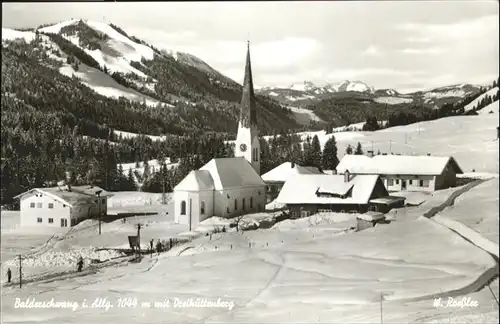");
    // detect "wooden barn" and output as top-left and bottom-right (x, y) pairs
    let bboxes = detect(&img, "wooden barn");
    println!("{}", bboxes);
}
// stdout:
(275, 173), (405, 218)
(261, 162), (323, 203)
